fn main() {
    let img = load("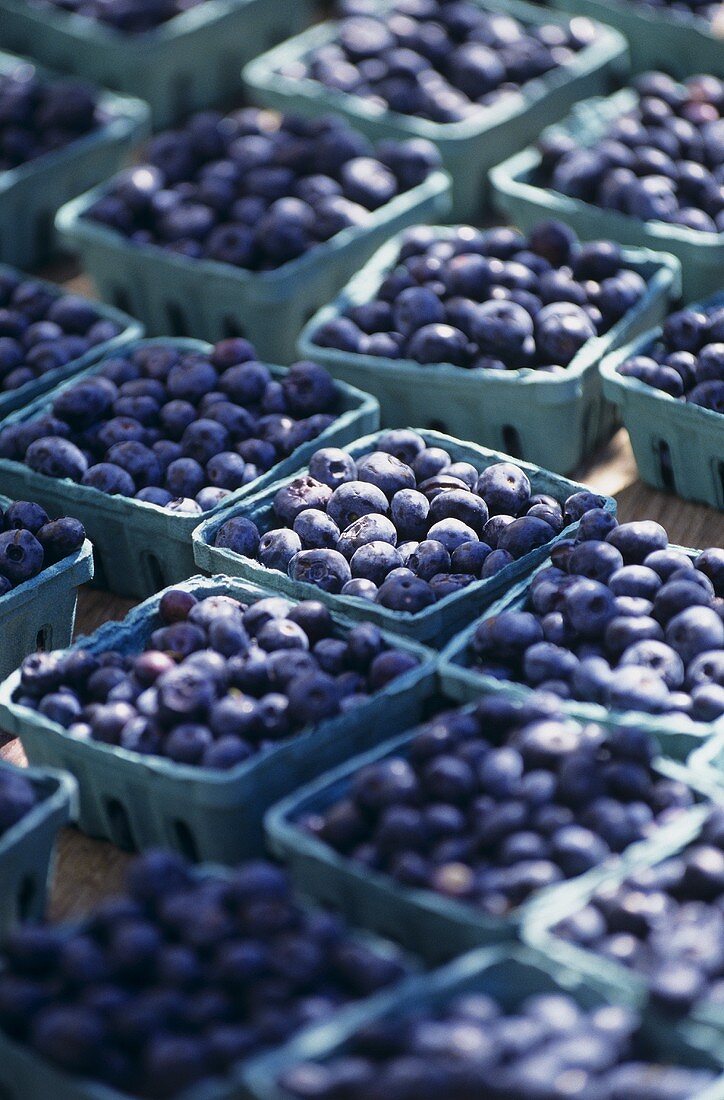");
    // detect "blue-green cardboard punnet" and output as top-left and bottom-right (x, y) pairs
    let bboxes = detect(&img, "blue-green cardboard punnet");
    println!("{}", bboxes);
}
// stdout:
(243, 0), (628, 221)
(0, 0), (318, 127)
(0, 339), (380, 598)
(491, 89), (724, 303)
(193, 428), (617, 647)
(599, 291), (724, 510)
(0, 574), (437, 865)
(298, 228), (681, 475)
(0, 50), (149, 269)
